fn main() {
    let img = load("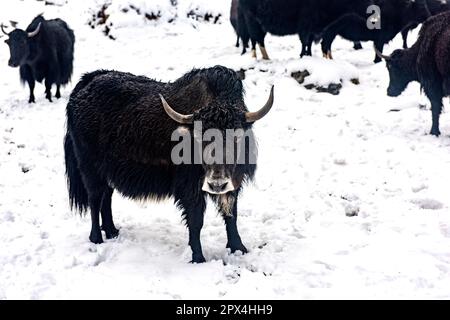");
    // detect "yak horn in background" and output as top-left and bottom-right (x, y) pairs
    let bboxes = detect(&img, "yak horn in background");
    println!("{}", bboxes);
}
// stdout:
(245, 85), (275, 123)
(28, 22), (41, 38)
(1, 24), (10, 36)
(374, 46), (391, 61)
(159, 94), (194, 124)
